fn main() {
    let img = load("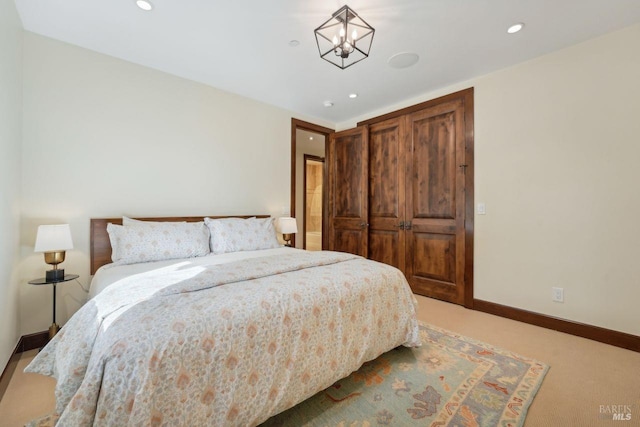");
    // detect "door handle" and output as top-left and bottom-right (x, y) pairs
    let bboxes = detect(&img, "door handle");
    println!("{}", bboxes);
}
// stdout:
(398, 221), (405, 228)
(404, 221), (412, 230)
(360, 222), (369, 229)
